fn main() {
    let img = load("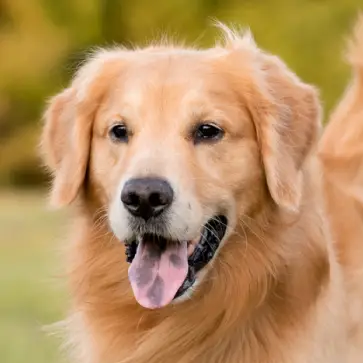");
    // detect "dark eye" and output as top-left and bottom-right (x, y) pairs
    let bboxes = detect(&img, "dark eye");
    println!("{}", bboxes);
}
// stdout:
(109, 124), (129, 142)
(193, 123), (224, 144)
